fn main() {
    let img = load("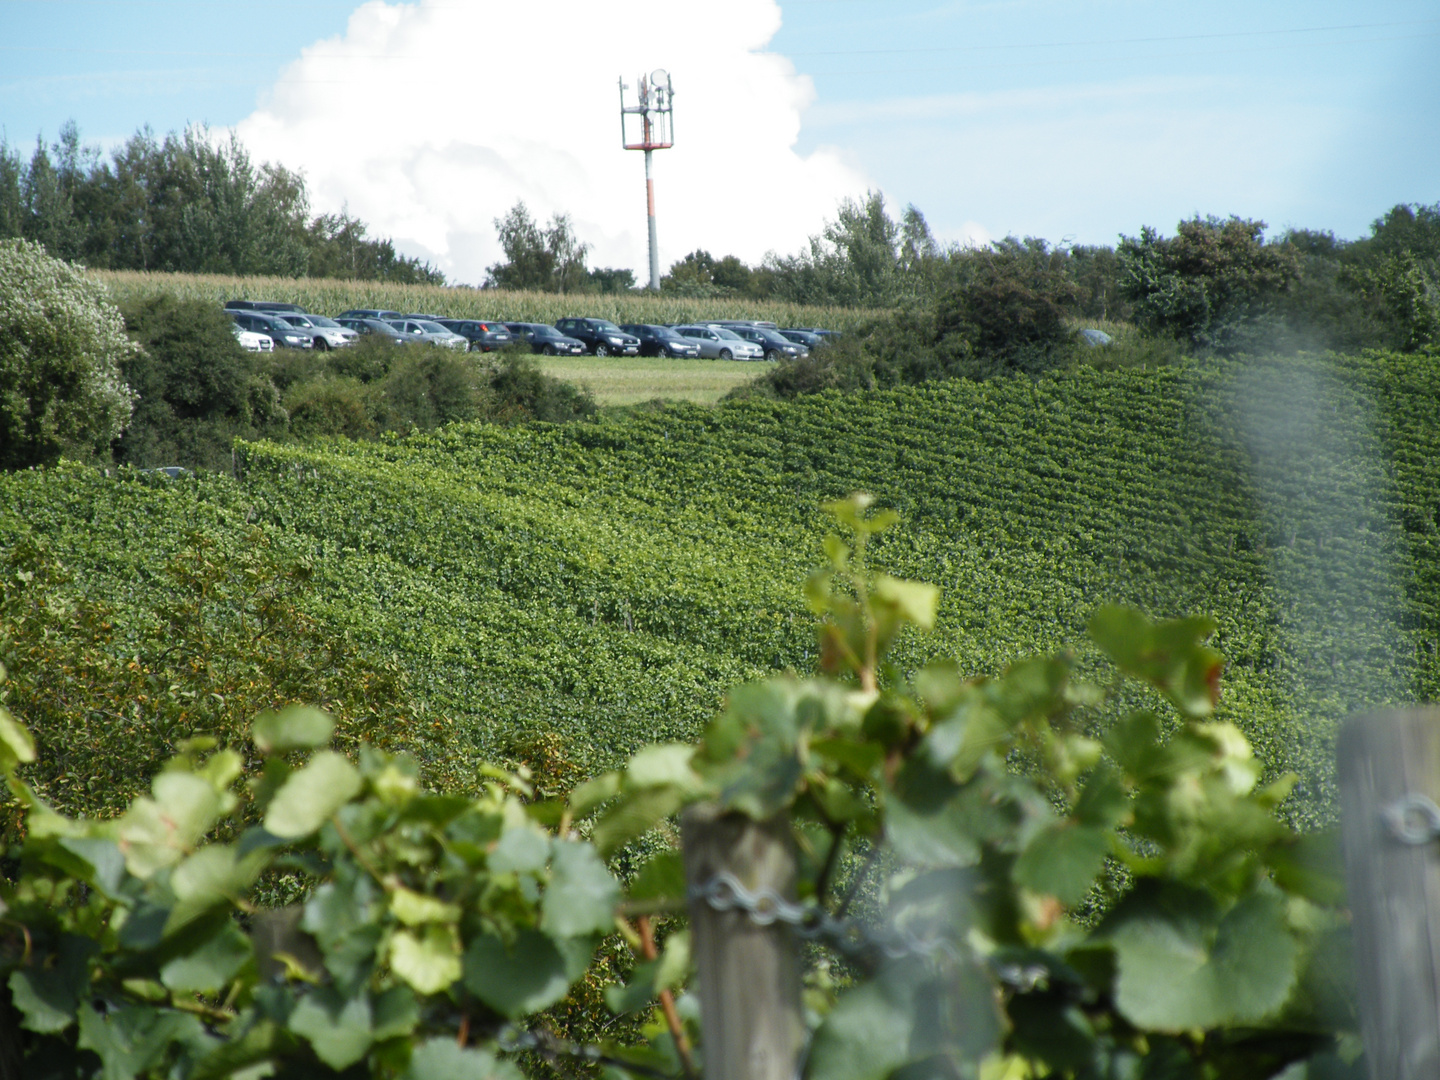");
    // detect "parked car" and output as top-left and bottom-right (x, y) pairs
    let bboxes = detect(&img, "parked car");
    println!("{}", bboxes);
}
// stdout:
(229, 311), (315, 349)
(274, 312), (359, 351)
(386, 319), (470, 350)
(439, 319), (514, 352)
(553, 318), (641, 356)
(671, 324), (763, 361)
(710, 323), (805, 361)
(225, 300), (306, 314)
(504, 323), (588, 355)
(619, 324), (701, 358)
(337, 308), (404, 321)
(230, 323), (274, 352)
(336, 317), (414, 344)
(779, 329), (826, 350)
(785, 326), (842, 341)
